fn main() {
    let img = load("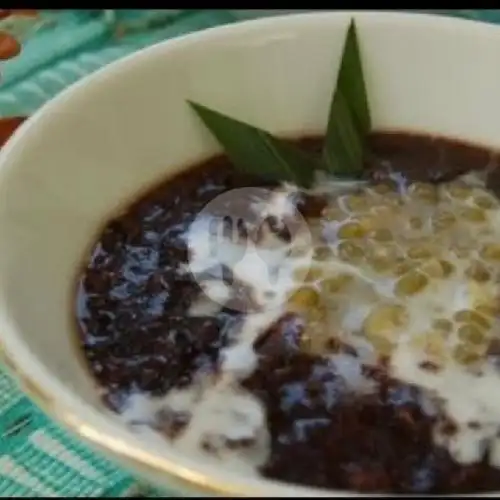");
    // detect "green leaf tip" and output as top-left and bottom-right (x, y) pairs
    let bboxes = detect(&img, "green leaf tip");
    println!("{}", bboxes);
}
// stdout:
(188, 100), (318, 188)
(322, 18), (372, 177)
(188, 17), (373, 186)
